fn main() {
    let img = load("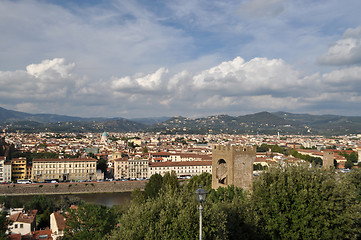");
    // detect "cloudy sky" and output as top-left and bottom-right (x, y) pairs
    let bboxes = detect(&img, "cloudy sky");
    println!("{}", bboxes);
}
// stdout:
(1, 0), (361, 118)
